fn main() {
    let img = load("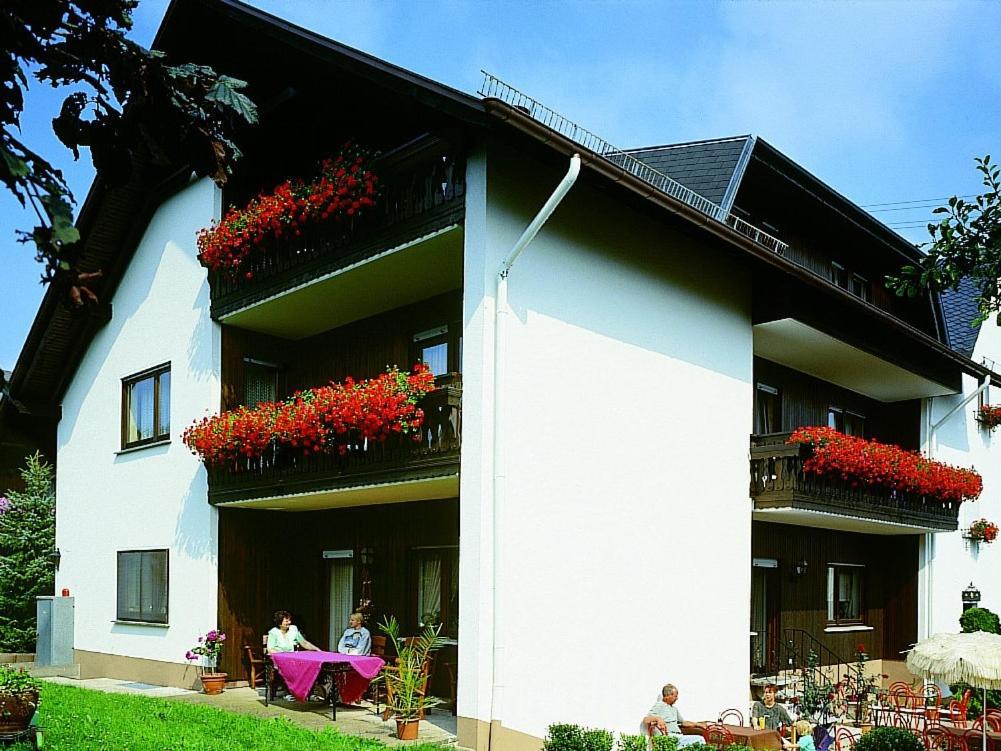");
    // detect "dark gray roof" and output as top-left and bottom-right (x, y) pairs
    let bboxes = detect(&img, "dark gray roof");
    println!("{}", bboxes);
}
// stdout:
(941, 276), (983, 358)
(624, 136), (751, 205)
